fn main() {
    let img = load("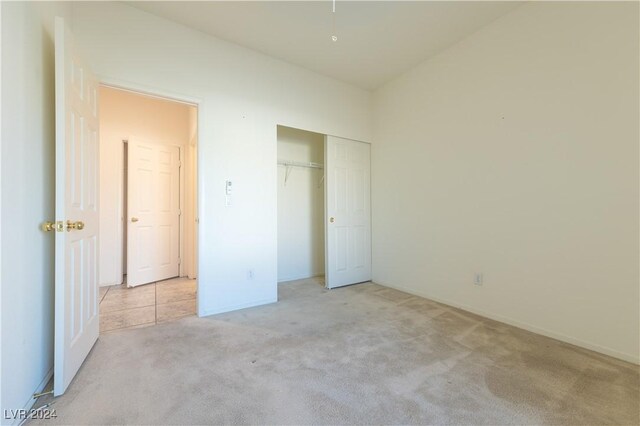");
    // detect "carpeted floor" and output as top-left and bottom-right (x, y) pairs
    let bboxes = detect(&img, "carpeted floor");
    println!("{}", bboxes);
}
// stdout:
(32, 278), (639, 425)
